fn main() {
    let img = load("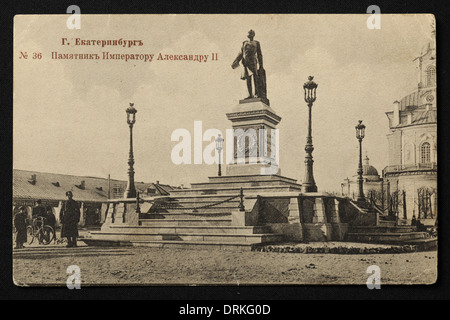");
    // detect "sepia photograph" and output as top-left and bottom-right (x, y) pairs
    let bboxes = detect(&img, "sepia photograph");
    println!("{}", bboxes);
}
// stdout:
(13, 13), (437, 287)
